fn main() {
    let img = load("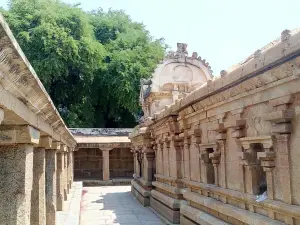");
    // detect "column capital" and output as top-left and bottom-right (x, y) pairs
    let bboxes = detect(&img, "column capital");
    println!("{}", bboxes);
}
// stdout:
(48, 141), (61, 151)
(39, 136), (52, 149)
(58, 143), (67, 152)
(0, 125), (40, 145)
